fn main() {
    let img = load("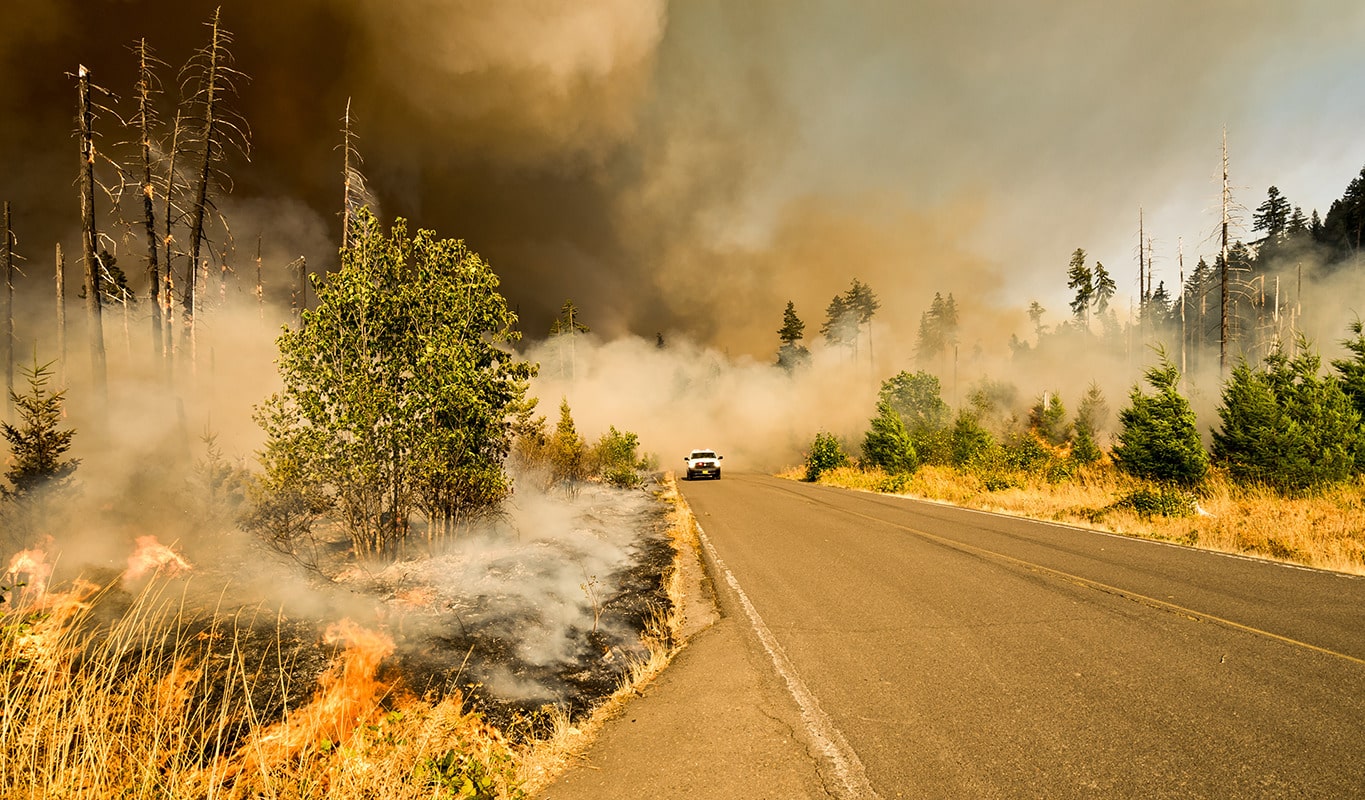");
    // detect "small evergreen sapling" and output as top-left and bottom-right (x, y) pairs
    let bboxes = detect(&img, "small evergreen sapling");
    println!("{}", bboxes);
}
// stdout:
(1112, 354), (1207, 488)
(2, 359), (79, 500)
